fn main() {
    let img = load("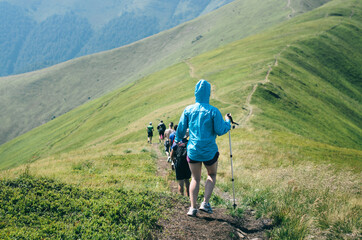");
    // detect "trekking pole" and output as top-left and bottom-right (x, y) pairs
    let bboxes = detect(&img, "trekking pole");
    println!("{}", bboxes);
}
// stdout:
(227, 113), (238, 210)
(228, 130), (237, 210)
